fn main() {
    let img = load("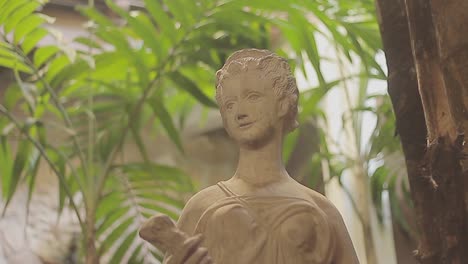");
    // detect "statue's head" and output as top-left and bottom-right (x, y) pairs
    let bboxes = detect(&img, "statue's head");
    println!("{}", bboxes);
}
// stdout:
(215, 49), (299, 147)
